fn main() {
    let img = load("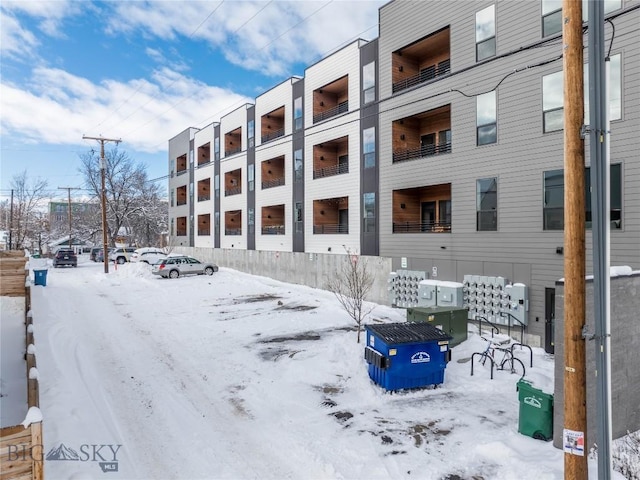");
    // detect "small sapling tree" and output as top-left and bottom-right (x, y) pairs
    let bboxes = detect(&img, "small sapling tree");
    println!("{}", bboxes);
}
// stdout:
(326, 247), (375, 343)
